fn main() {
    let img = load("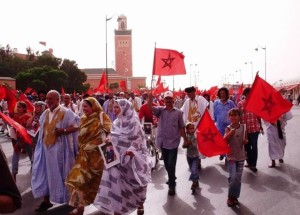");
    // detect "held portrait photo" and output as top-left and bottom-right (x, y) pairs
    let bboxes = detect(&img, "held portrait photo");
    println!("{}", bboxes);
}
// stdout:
(98, 142), (120, 169)
(143, 122), (152, 135)
(27, 121), (40, 137)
